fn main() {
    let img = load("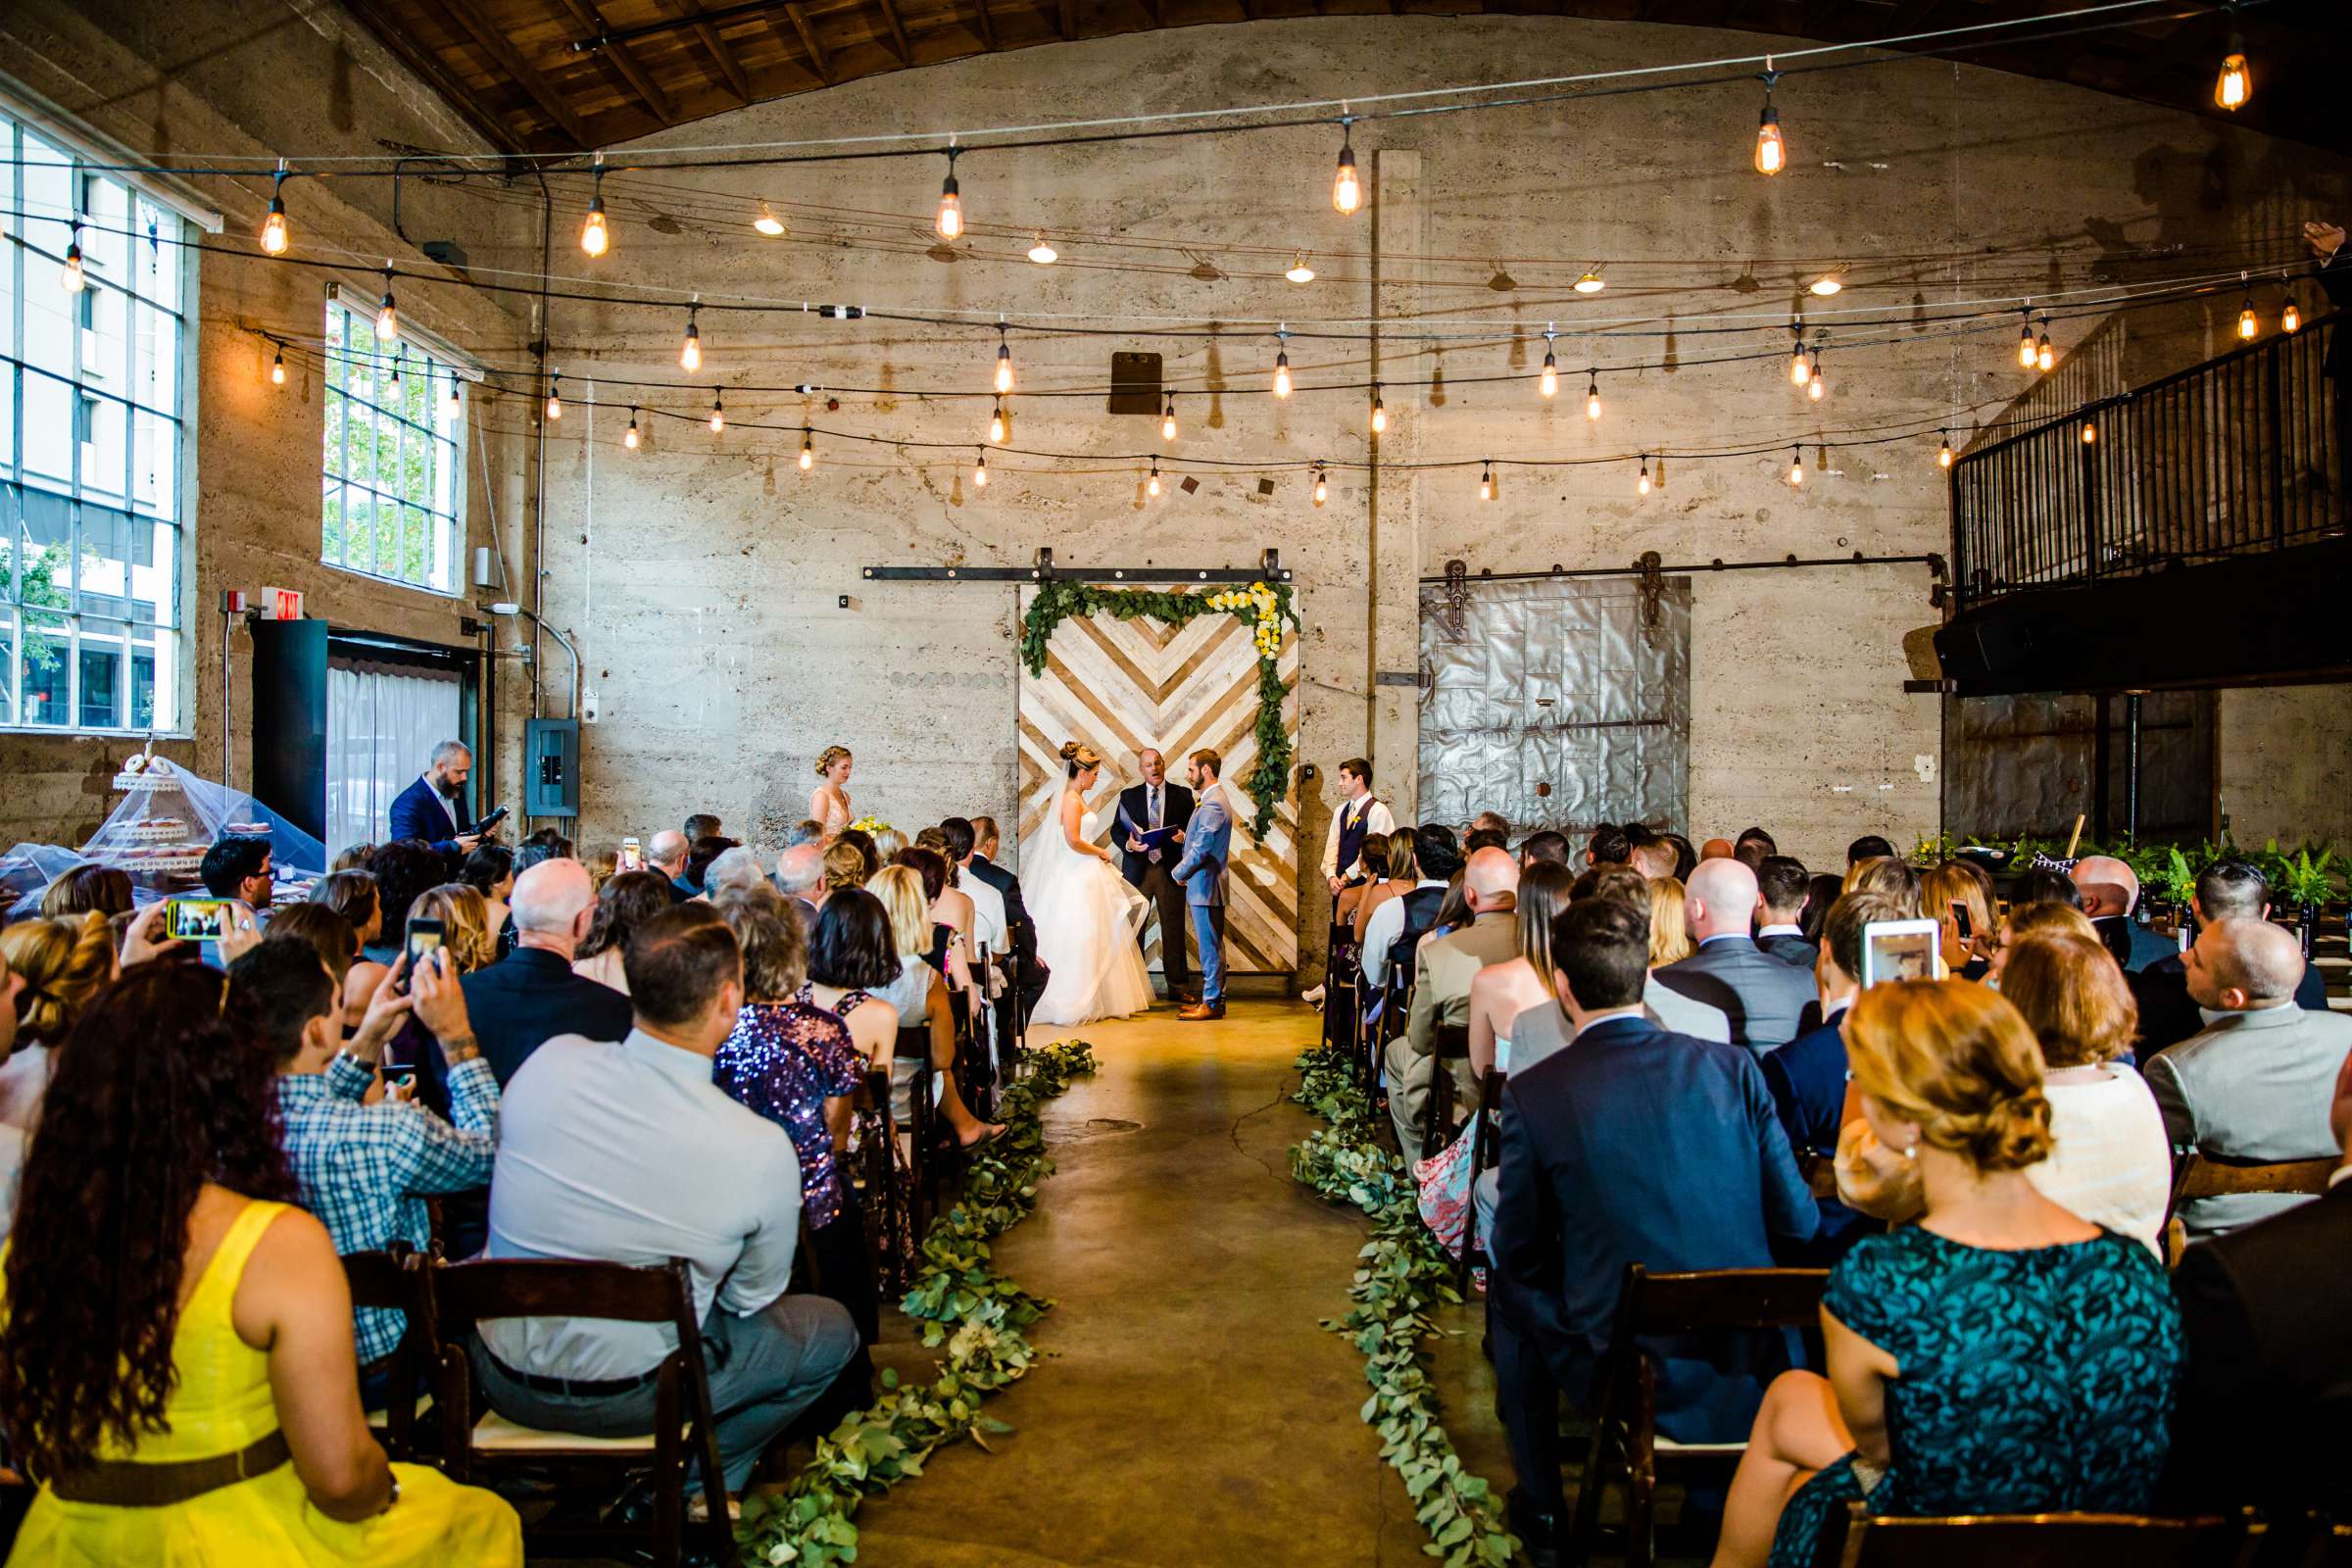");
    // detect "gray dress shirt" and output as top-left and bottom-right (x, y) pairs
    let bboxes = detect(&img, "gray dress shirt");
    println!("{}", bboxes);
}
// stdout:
(480, 1028), (803, 1380)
